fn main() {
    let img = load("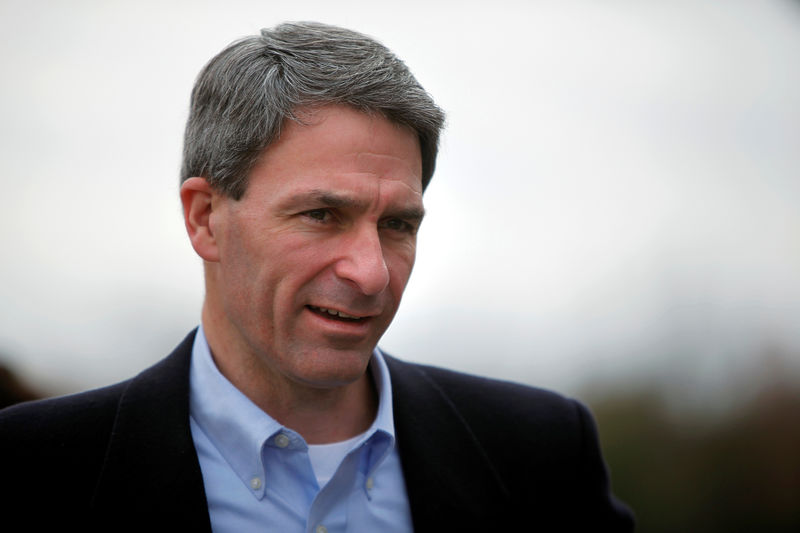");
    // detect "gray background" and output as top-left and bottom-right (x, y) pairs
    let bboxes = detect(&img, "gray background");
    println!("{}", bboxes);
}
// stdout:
(1, 0), (798, 413)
